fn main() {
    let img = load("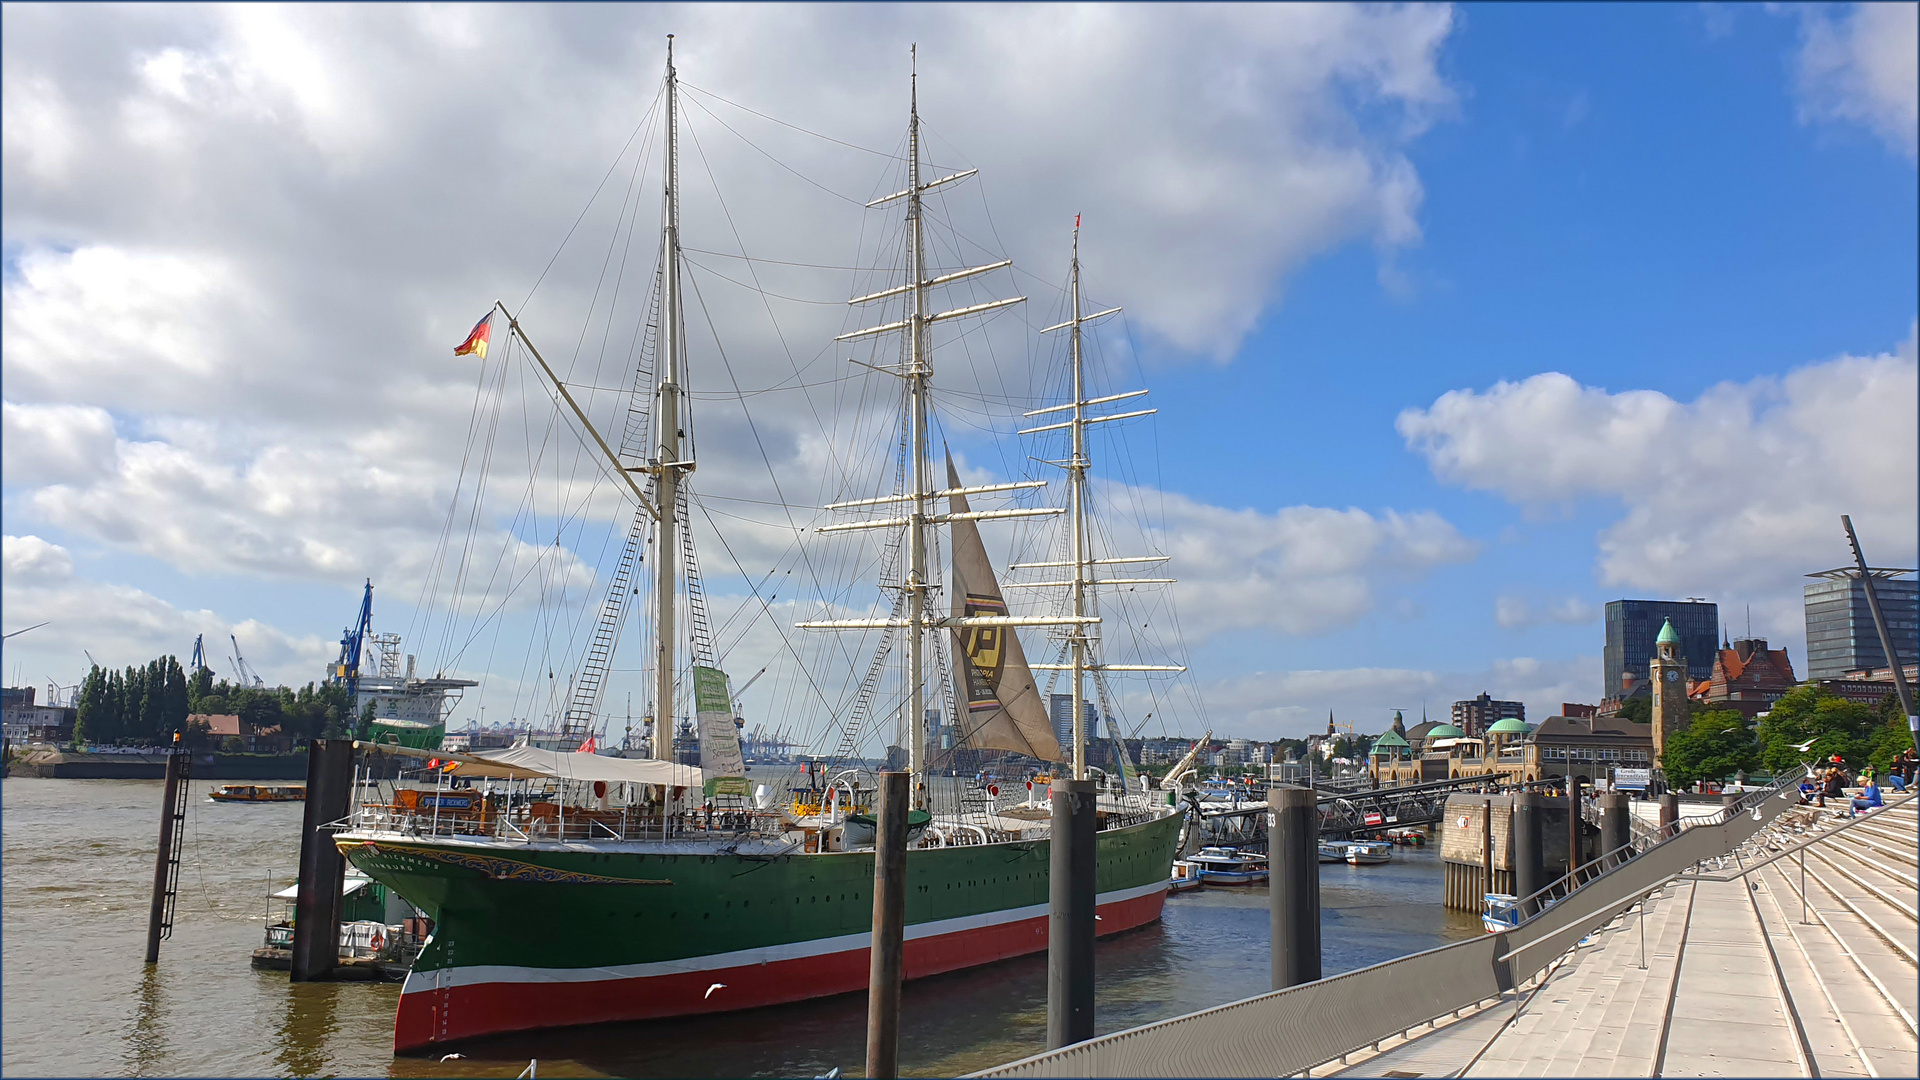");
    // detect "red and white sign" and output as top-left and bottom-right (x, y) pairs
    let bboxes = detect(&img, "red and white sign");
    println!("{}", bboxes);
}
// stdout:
(1364, 811), (1384, 826)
